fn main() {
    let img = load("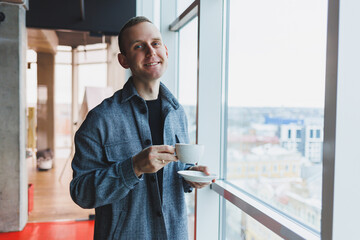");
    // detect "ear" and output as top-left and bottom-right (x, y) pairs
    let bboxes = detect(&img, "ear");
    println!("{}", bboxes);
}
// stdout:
(165, 45), (168, 58)
(118, 53), (130, 69)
